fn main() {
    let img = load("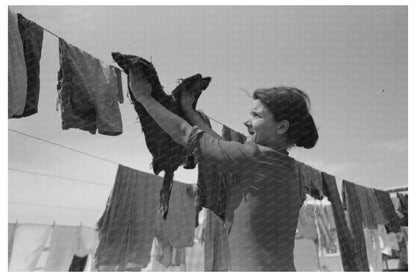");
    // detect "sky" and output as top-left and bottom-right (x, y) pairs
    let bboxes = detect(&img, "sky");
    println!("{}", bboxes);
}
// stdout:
(7, 5), (408, 226)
